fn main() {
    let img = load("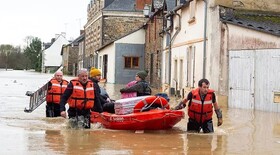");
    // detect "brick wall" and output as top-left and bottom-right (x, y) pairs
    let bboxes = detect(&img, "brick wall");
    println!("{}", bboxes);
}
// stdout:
(145, 15), (164, 89)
